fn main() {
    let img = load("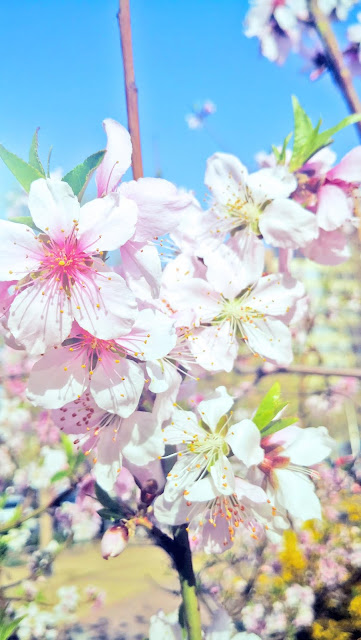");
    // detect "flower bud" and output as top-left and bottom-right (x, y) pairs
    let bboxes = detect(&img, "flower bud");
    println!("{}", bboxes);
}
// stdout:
(140, 479), (158, 506)
(101, 525), (128, 560)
